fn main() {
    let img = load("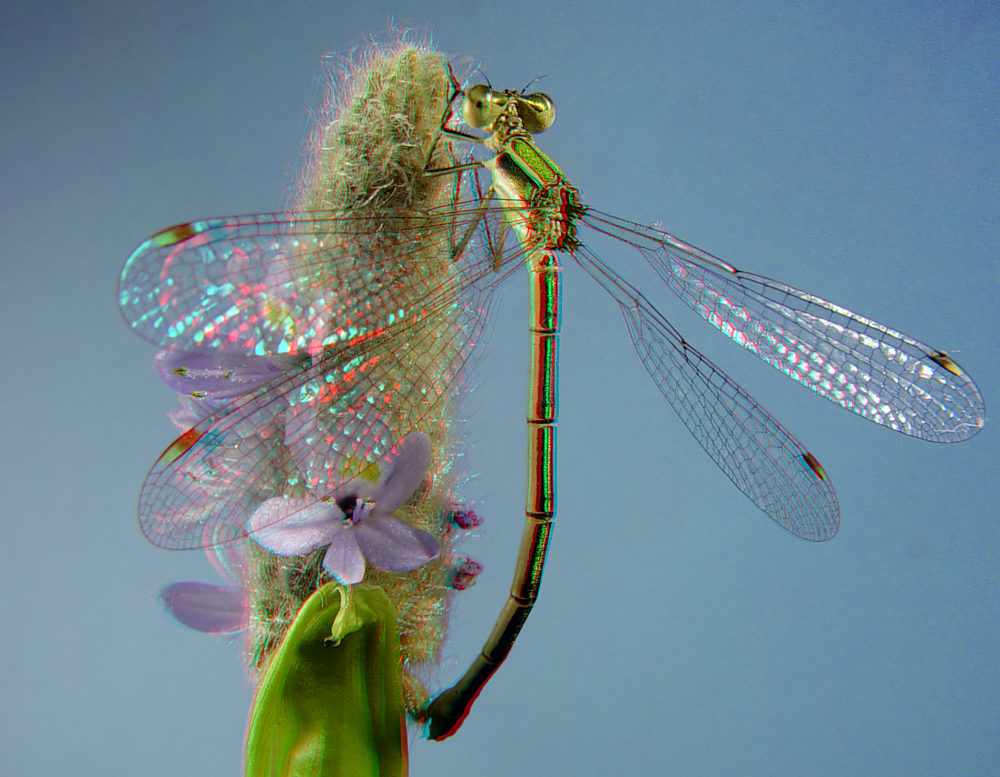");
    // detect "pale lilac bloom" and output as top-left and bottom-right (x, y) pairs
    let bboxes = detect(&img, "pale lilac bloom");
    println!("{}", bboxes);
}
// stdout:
(159, 544), (250, 634)
(159, 582), (249, 634)
(157, 348), (306, 431)
(155, 349), (305, 401)
(249, 432), (439, 584)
